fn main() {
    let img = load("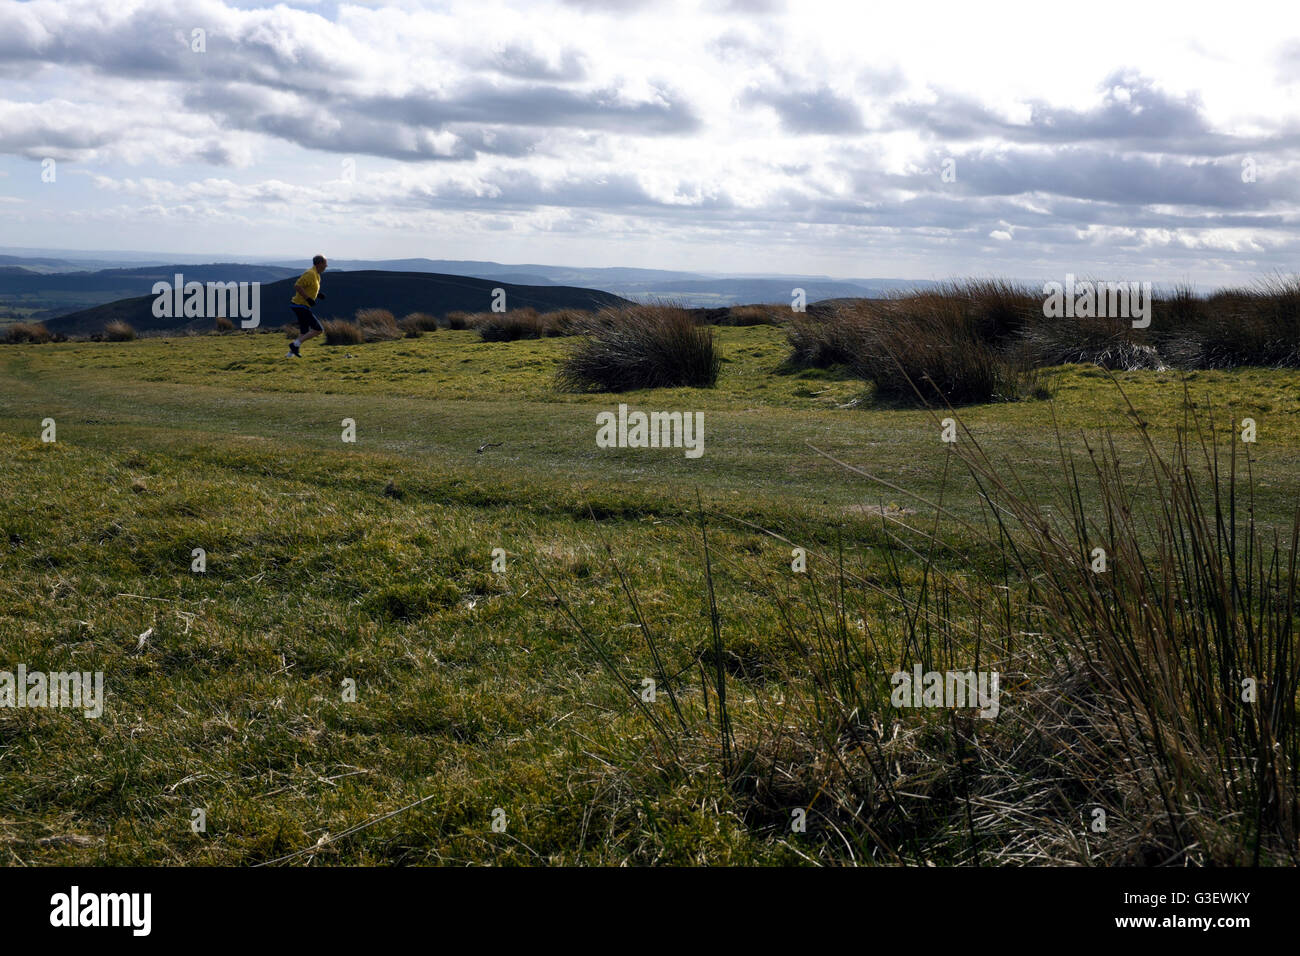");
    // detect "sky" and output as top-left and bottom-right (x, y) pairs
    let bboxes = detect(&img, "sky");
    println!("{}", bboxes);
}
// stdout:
(2, 0), (1300, 285)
